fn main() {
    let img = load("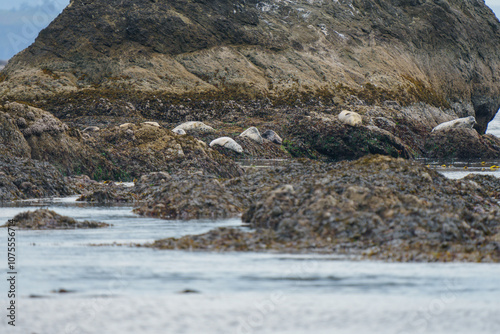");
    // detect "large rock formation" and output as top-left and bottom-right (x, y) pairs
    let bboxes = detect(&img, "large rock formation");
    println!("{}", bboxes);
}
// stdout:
(1, 0), (499, 134)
